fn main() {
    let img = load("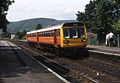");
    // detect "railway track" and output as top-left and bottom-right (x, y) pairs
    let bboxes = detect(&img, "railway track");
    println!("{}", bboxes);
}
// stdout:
(83, 58), (120, 76)
(9, 39), (120, 83)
